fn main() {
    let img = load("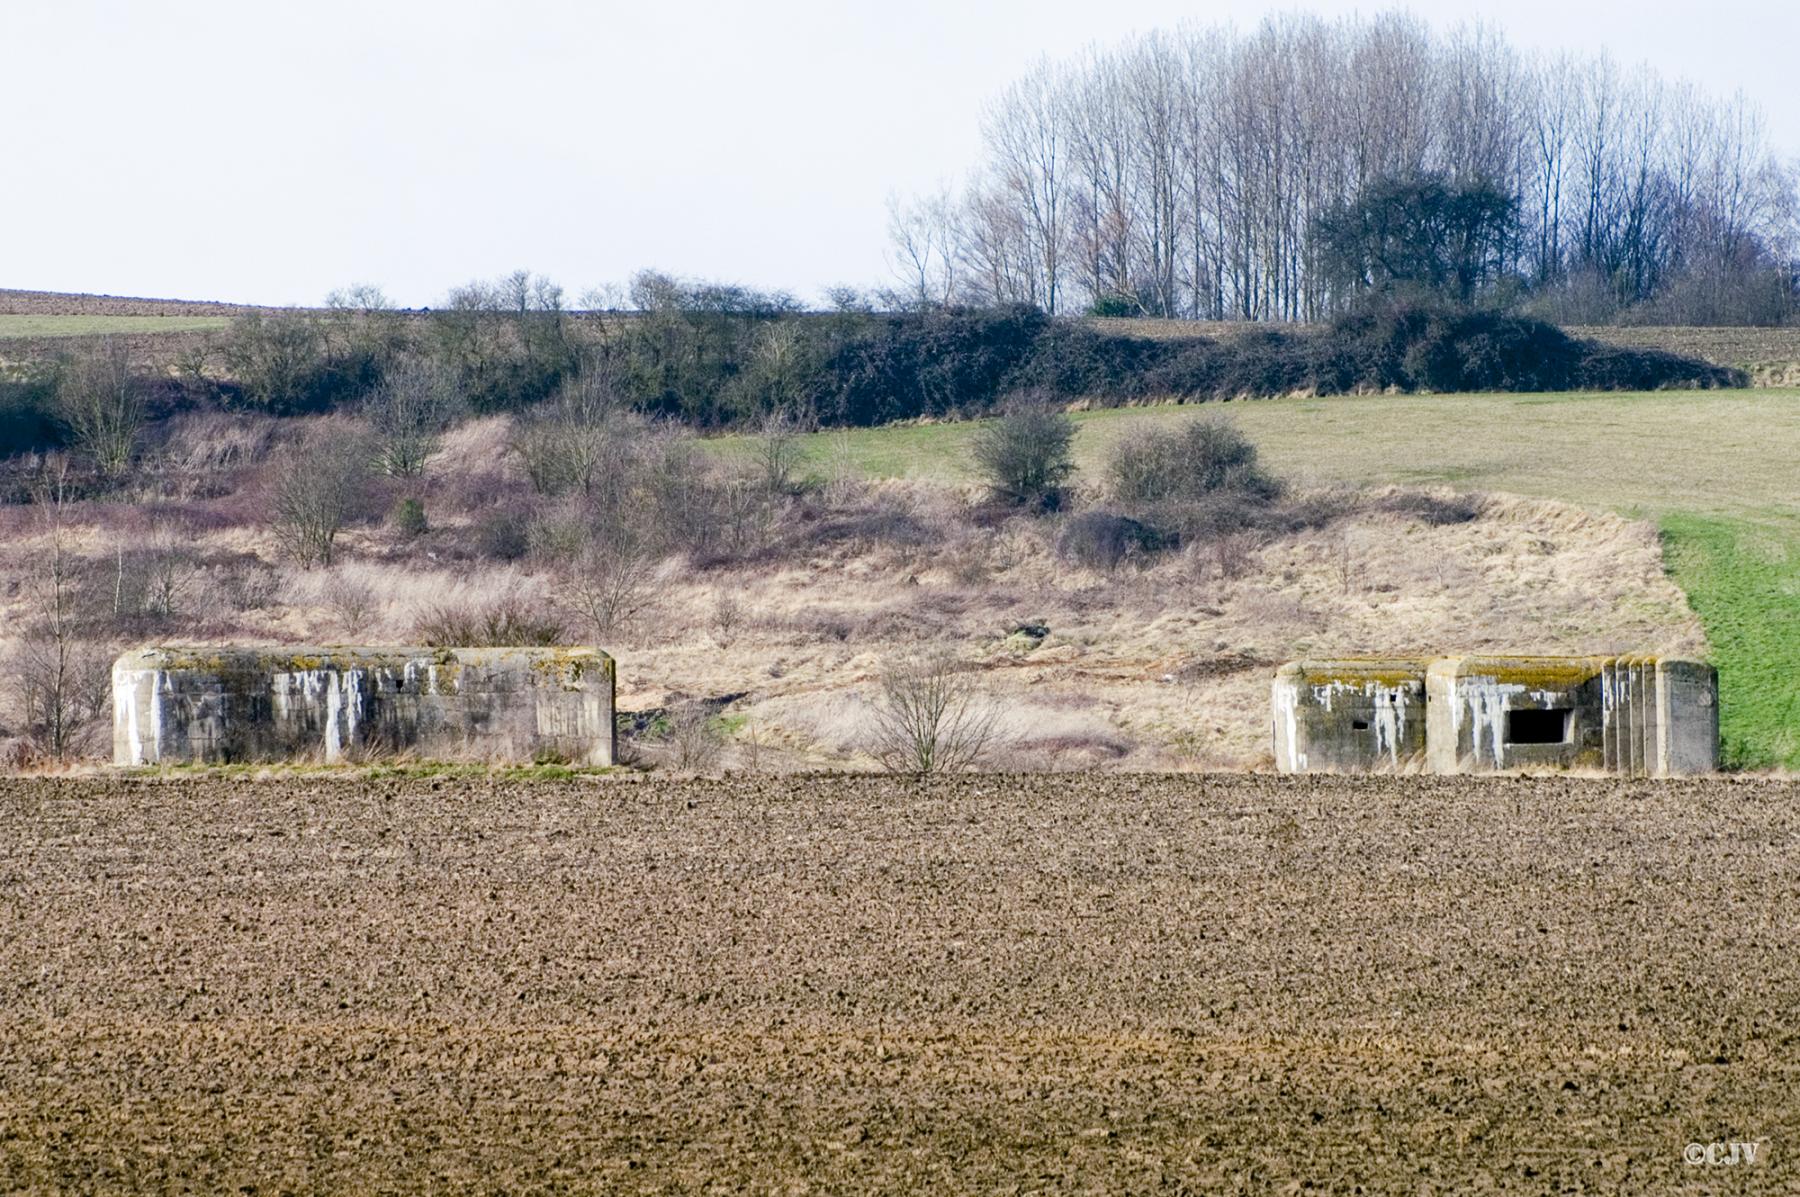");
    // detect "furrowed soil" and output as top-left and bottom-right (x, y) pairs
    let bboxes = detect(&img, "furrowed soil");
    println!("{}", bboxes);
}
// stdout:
(1, 774), (1796, 1194)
